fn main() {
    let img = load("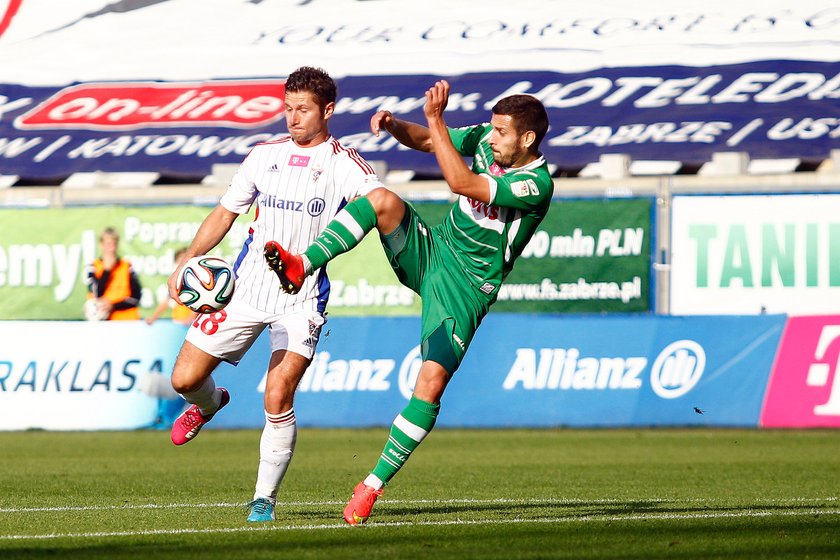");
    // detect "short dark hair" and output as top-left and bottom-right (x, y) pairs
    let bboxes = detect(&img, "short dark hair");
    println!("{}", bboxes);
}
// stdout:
(492, 95), (549, 149)
(285, 66), (337, 110)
